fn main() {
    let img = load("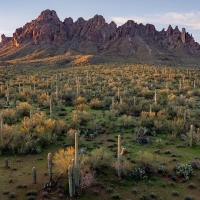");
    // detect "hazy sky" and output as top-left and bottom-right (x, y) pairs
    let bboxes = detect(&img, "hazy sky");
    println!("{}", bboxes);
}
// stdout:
(1, 0), (200, 42)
